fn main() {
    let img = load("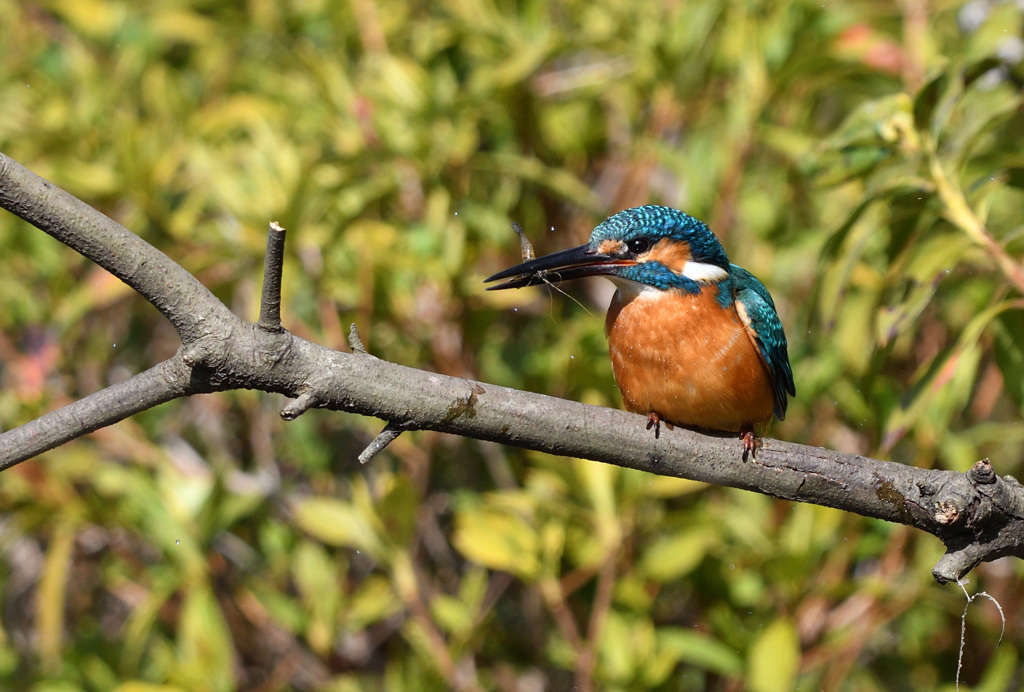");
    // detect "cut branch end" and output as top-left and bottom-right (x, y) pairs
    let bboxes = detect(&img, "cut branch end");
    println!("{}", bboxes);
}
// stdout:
(258, 221), (287, 333)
